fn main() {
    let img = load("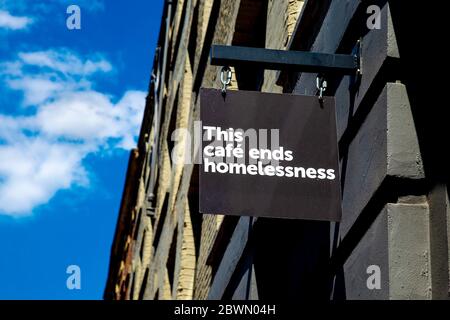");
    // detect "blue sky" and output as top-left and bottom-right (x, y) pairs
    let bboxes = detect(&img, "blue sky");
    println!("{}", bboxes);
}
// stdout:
(0, 0), (163, 299)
